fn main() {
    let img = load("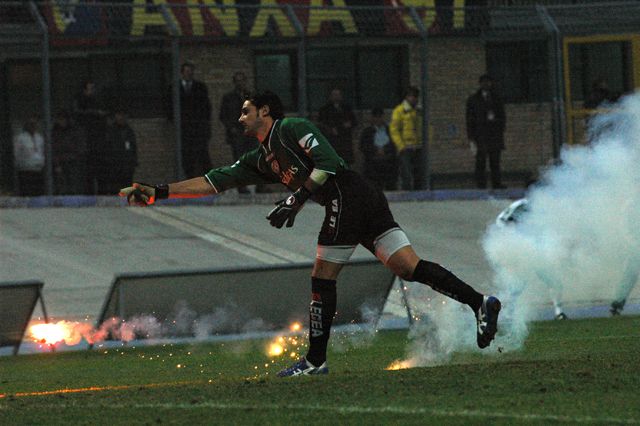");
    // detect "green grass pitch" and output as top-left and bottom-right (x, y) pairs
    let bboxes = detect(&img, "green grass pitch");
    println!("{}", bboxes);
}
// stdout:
(1, 316), (639, 425)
